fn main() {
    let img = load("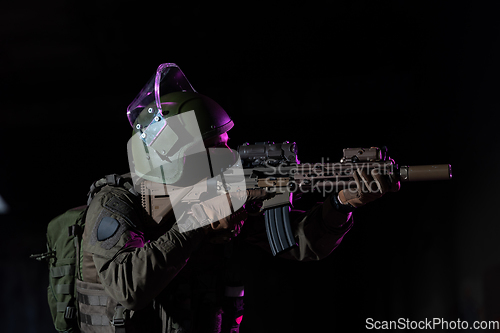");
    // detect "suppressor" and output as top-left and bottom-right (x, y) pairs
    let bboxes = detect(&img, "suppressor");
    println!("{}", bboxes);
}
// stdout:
(399, 164), (452, 182)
